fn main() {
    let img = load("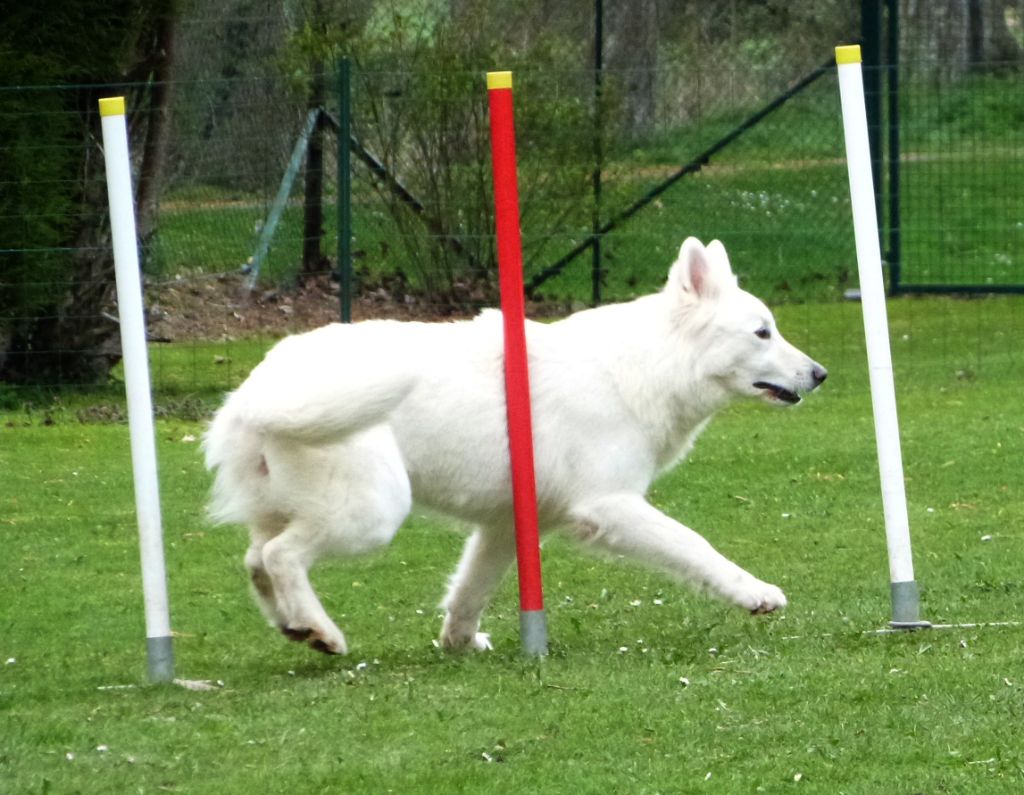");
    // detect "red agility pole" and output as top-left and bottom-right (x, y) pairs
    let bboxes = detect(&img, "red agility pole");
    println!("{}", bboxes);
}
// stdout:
(486, 70), (548, 656)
